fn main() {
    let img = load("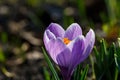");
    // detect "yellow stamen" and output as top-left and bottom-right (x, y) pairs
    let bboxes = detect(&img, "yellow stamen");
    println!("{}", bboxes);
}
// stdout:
(63, 38), (71, 45)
